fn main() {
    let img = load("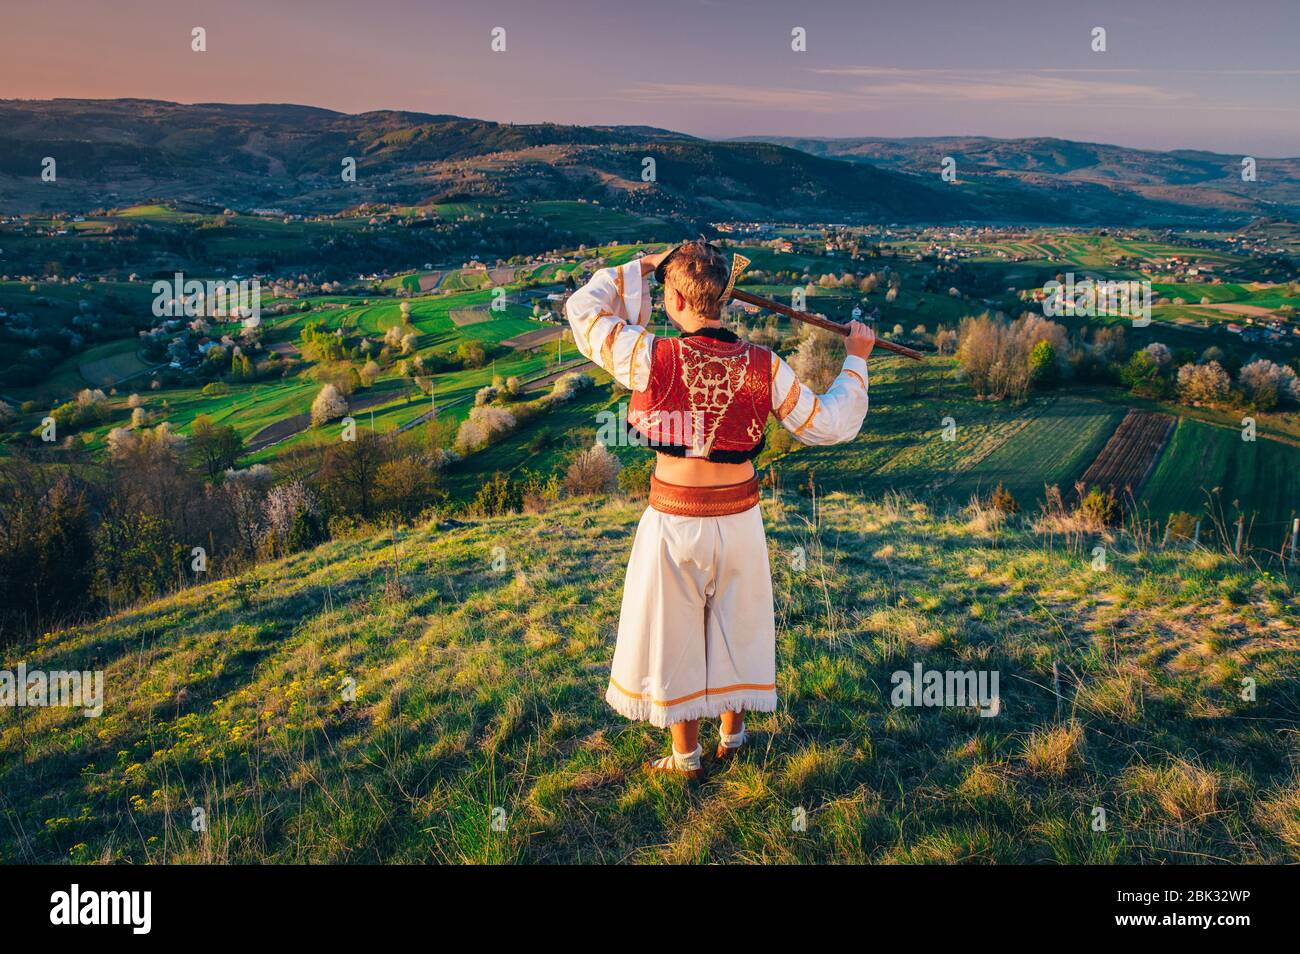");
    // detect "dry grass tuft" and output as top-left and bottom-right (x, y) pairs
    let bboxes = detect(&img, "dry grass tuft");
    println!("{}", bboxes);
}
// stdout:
(1253, 779), (1300, 850)
(1021, 722), (1085, 778)
(1126, 758), (1226, 825)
